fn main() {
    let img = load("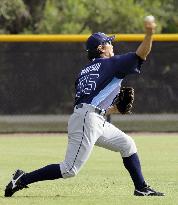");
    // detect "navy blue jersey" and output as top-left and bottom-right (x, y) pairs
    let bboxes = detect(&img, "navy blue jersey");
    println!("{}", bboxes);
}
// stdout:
(75, 52), (143, 110)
